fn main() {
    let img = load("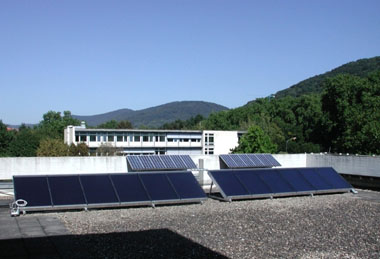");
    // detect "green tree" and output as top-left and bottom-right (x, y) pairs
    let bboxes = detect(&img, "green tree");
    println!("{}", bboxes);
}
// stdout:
(96, 143), (120, 156)
(36, 138), (69, 157)
(117, 120), (133, 129)
(97, 120), (119, 129)
(8, 126), (41, 157)
(38, 111), (80, 139)
(68, 143), (89, 156)
(321, 72), (380, 154)
(0, 120), (14, 156)
(232, 125), (277, 153)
